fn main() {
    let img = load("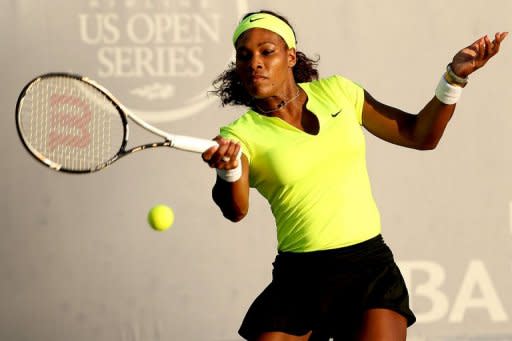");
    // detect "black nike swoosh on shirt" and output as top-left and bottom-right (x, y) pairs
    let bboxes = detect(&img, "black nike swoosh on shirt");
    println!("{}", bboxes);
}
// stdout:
(249, 17), (264, 22)
(331, 110), (342, 117)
